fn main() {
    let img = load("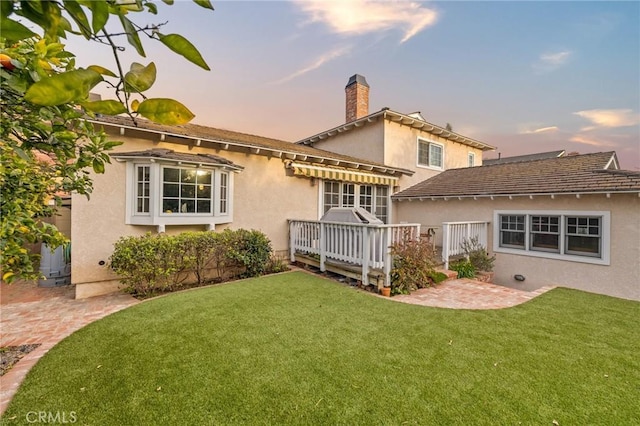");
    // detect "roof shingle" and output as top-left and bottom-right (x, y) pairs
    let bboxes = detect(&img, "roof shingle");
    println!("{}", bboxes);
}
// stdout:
(393, 152), (640, 199)
(90, 115), (413, 176)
